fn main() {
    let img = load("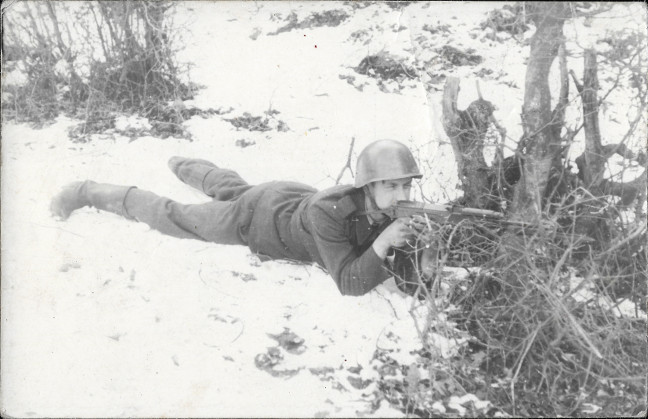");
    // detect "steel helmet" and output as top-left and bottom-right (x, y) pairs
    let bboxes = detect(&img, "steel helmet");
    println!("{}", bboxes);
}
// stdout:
(354, 139), (422, 188)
